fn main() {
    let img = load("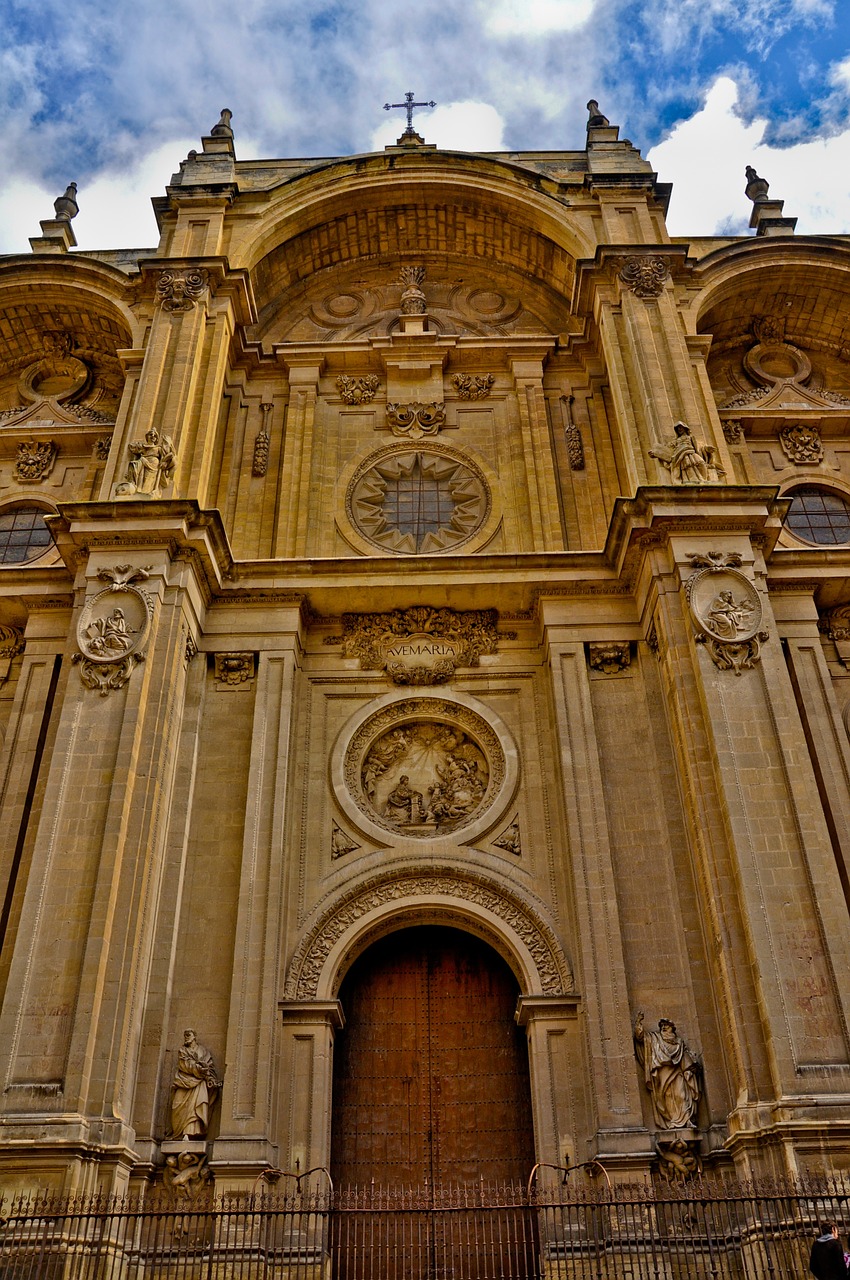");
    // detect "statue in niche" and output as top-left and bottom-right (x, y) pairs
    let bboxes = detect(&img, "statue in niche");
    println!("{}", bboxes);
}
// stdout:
(115, 426), (177, 497)
(362, 721), (489, 832)
(170, 1029), (220, 1139)
(649, 421), (724, 485)
(633, 1012), (702, 1129)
